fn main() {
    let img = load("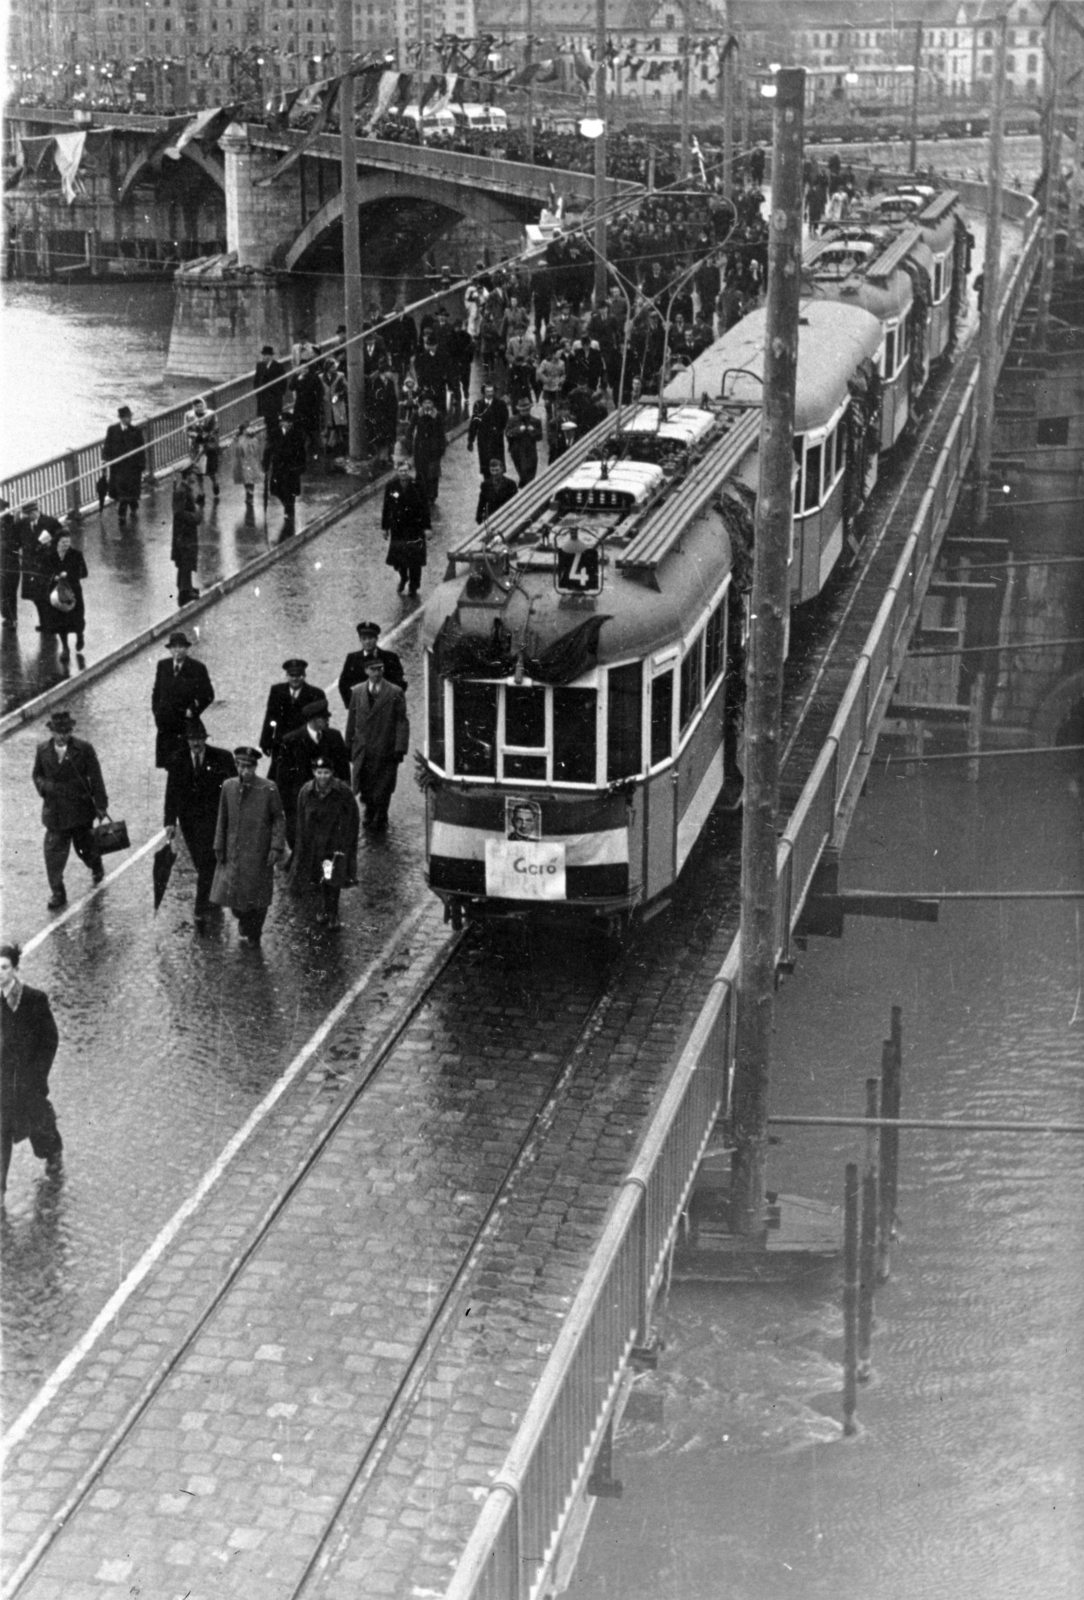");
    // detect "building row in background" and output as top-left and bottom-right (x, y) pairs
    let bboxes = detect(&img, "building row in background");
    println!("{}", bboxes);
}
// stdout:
(4, 0), (1050, 111)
